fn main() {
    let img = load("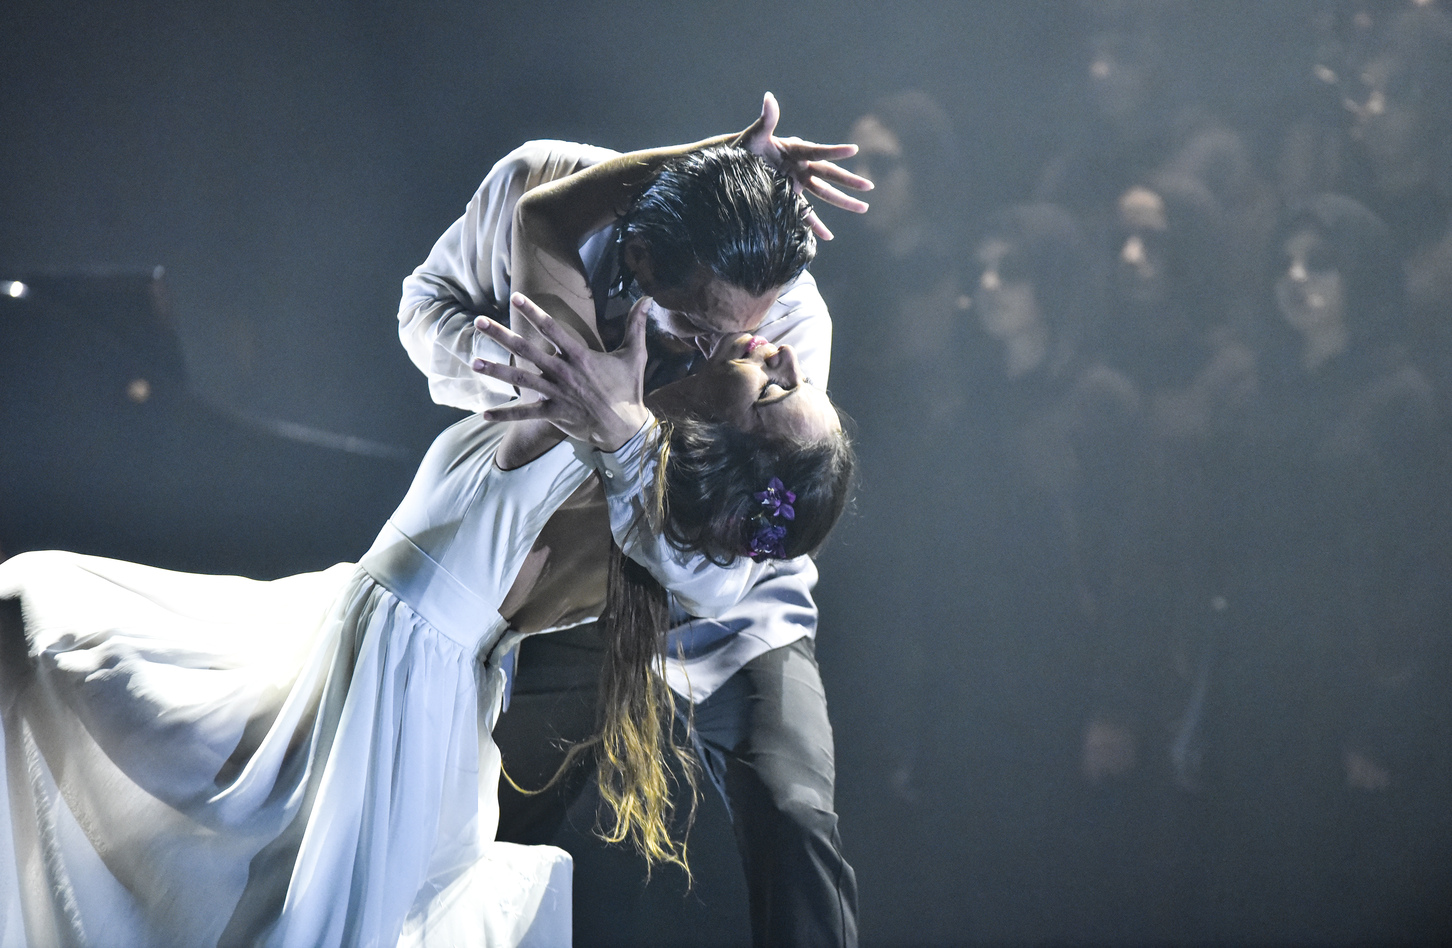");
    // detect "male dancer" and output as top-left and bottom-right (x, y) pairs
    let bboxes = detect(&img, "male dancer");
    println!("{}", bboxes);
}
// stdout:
(397, 95), (868, 947)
